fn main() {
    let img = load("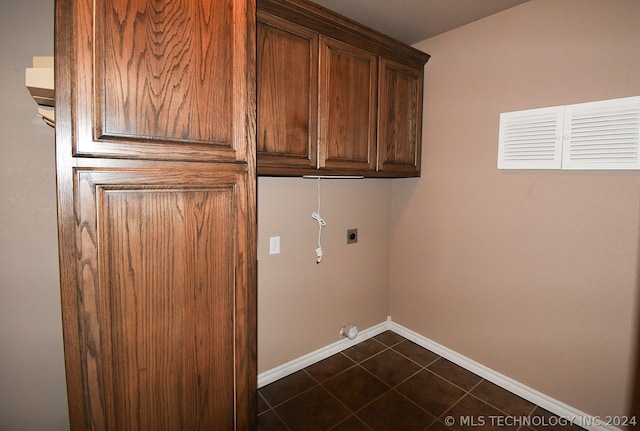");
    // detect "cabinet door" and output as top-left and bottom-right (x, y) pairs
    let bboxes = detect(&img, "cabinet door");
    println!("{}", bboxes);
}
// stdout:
(257, 12), (318, 172)
(318, 36), (377, 172)
(377, 58), (424, 176)
(58, 167), (255, 430)
(64, 0), (254, 163)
